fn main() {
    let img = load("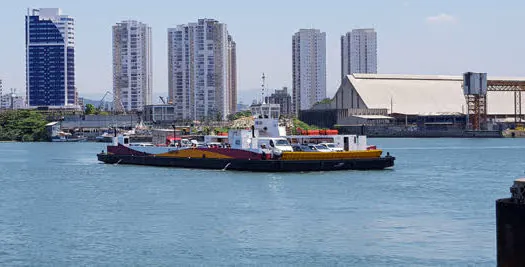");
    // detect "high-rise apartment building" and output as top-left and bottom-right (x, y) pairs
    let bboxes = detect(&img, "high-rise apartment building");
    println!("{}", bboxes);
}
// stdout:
(265, 87), (292, 115)
(292, 29), (326, 113)
(228, 35), (237, 114)
(112, 20), (152, 112)
(168, 19), (236, 121)
(25, 8), (76, 107)
(341, 28), (377, 80)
